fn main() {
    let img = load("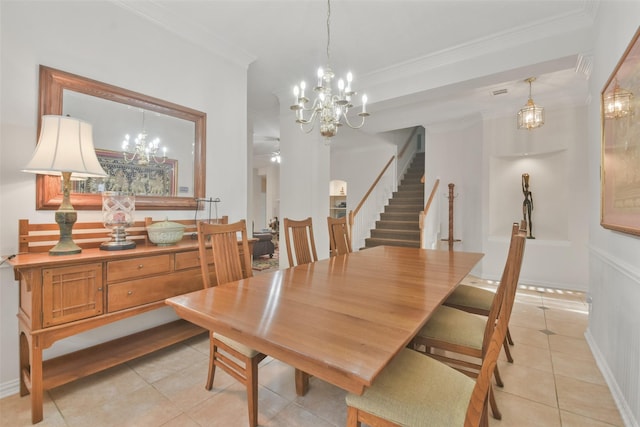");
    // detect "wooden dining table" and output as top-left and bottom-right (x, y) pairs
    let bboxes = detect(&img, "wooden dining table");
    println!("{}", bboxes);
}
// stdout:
(165, 245), (483, 396)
